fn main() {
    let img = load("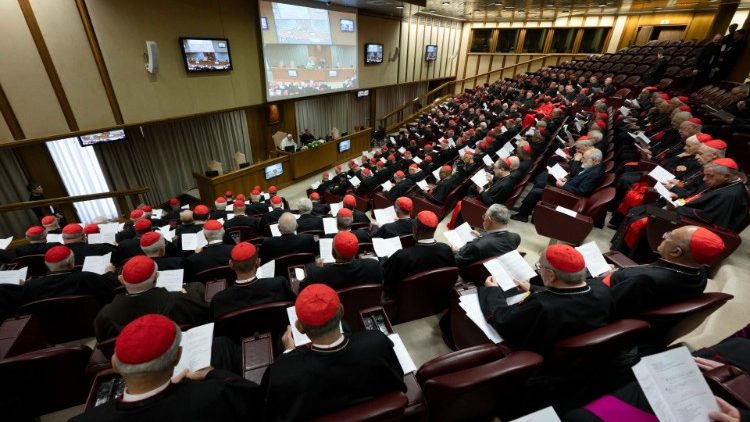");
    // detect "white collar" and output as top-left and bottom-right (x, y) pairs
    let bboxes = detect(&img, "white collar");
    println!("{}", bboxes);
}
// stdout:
(122, 380), (170, 402)
(207, 239), (223, 245)
(484, 228), (507, 235)
(417, 238), (436, 244)
(235, 276), (257, 285)
(312, 335), (346, 349)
